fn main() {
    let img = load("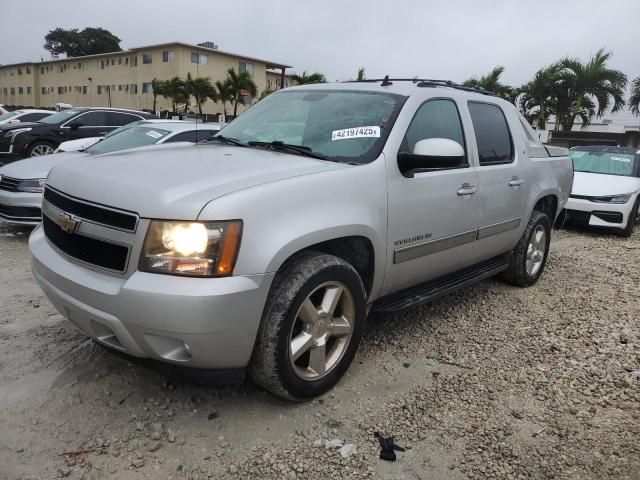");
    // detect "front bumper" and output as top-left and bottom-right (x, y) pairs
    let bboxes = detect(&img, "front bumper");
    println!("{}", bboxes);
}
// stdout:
(0, 188), (42, 225)
(565, 196), (634, 228)
(30, 225), (274, 369)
